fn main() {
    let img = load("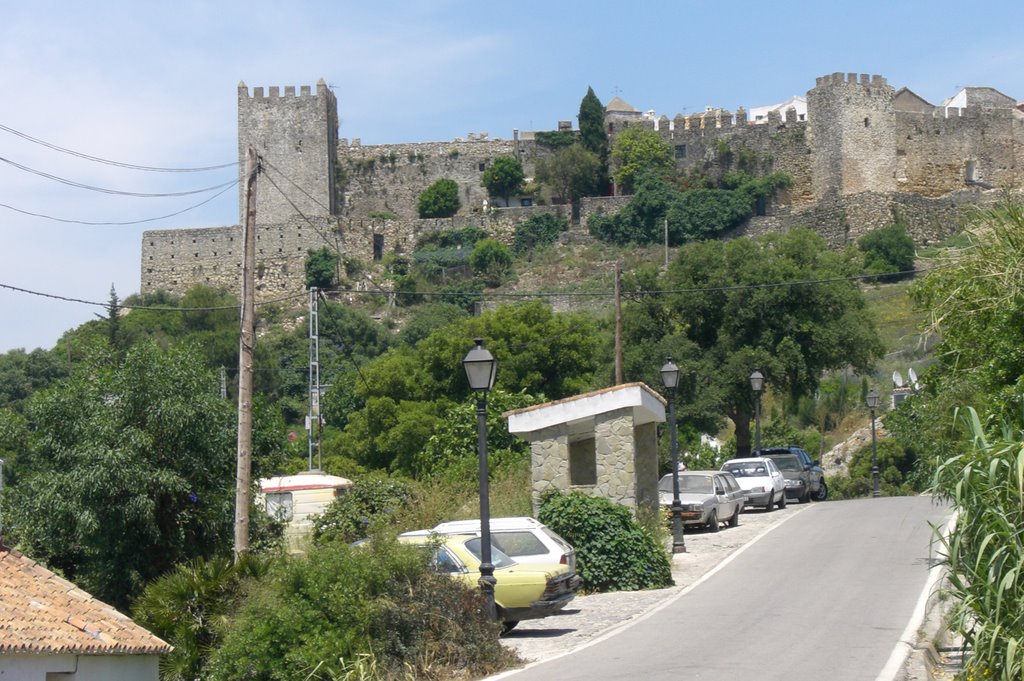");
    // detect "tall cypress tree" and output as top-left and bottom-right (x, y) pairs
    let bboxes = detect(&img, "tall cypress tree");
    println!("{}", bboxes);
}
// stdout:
(578, 87), (610, 195)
